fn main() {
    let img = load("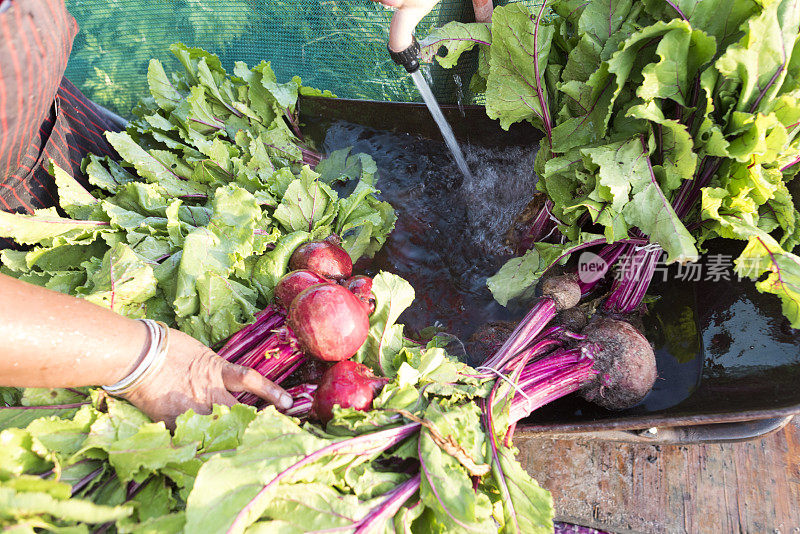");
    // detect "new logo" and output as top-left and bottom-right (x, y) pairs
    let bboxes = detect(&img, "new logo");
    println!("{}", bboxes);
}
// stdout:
(577, 251), (608, 284)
